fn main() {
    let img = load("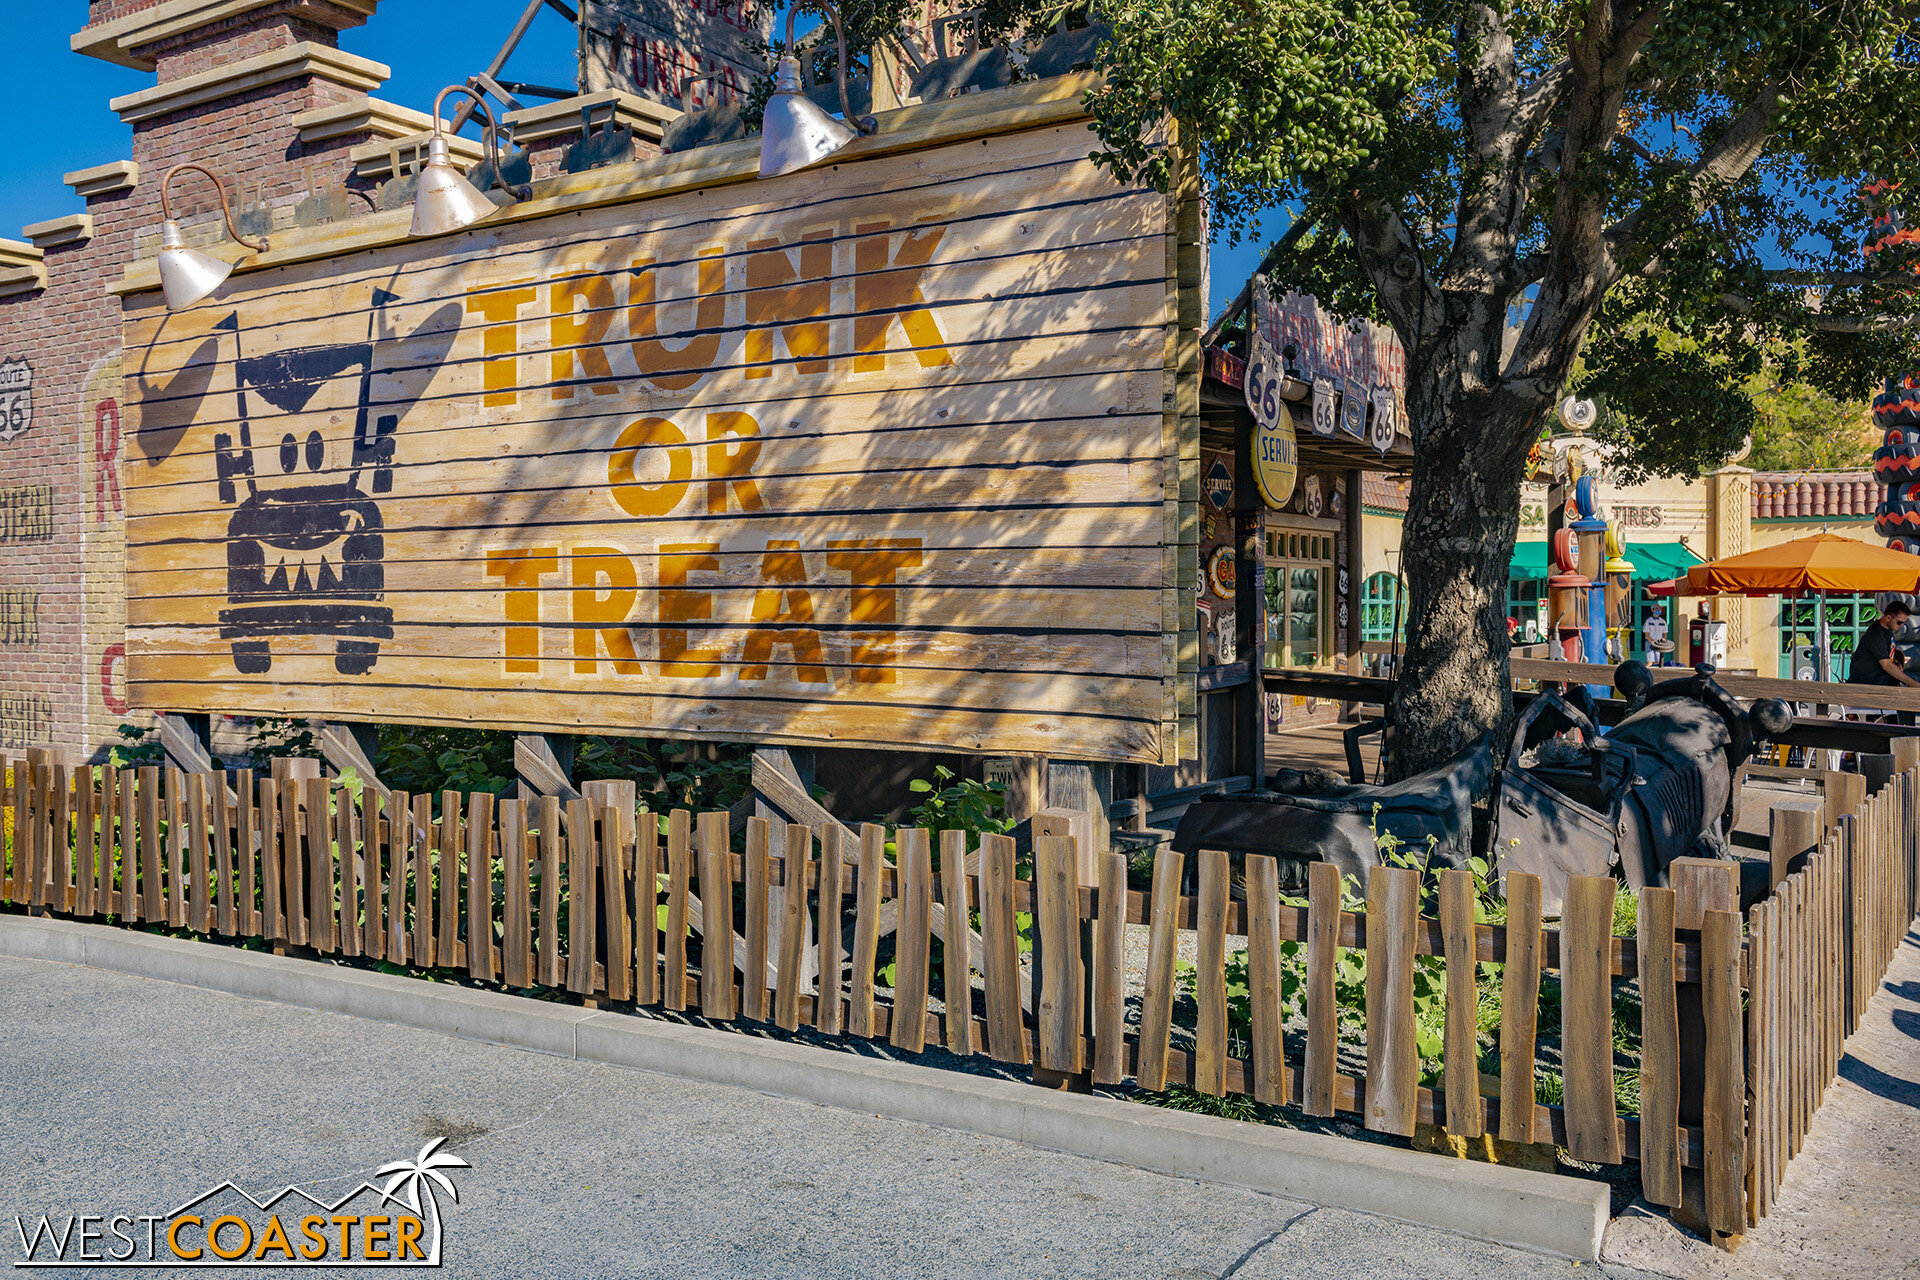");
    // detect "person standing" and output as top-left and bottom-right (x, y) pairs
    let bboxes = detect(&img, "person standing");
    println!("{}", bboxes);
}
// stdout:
(1848, 599), (1920, 688)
